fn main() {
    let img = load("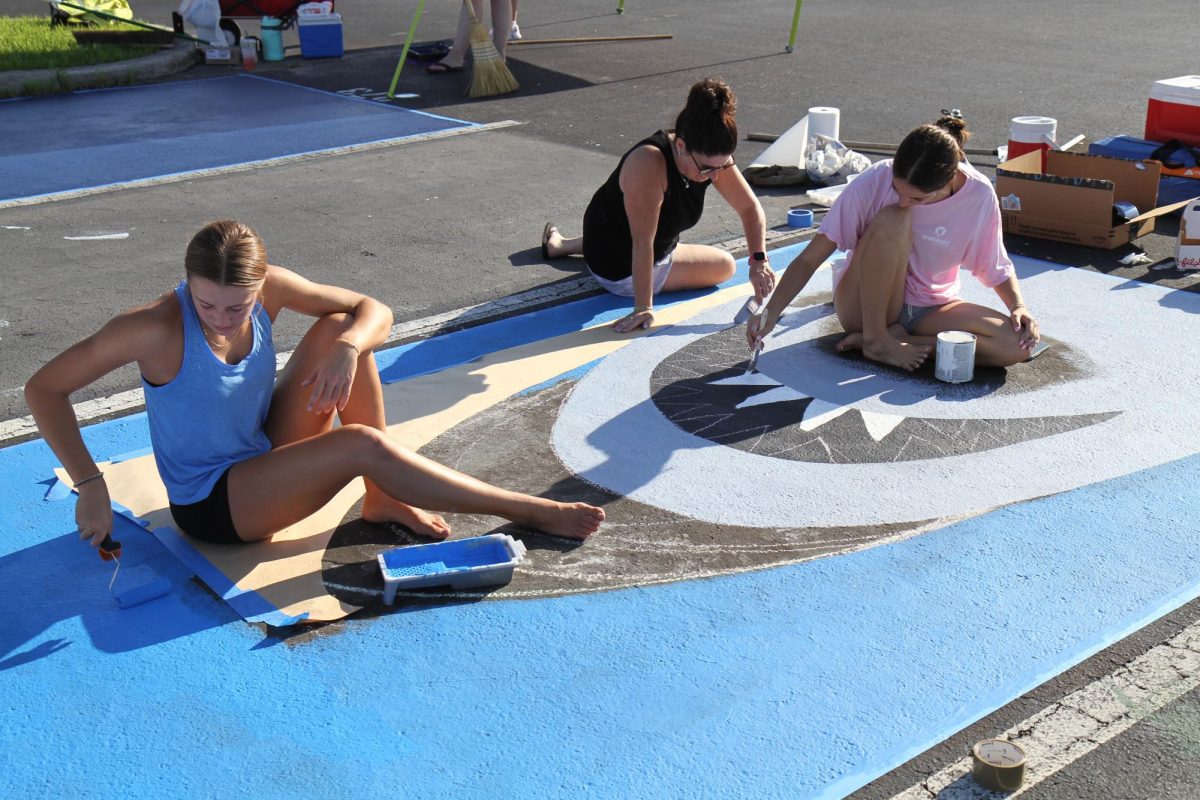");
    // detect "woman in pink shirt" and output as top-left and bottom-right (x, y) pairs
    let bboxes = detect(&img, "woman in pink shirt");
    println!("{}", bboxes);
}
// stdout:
(749, 113), (1040, 371)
